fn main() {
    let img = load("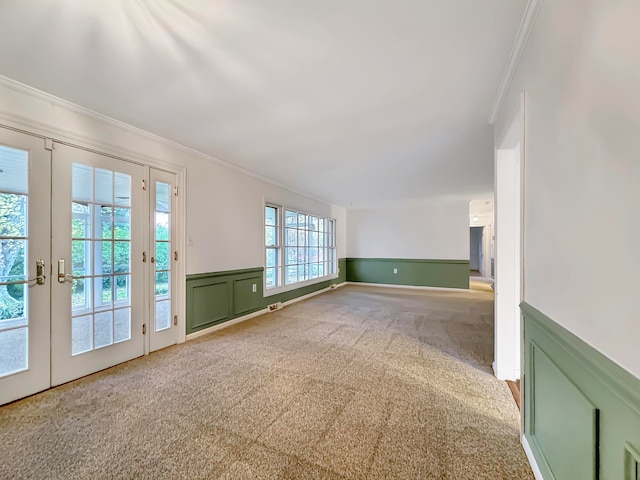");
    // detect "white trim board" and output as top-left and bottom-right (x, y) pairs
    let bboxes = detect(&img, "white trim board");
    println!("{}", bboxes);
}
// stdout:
(281, 282), (346, 307)
(488, 0), (544, 124)
(185, 282), (347, 341)
(492, 361), (519, 381)
(521, 435), (545, 480)
(346, 282), (471, 293)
